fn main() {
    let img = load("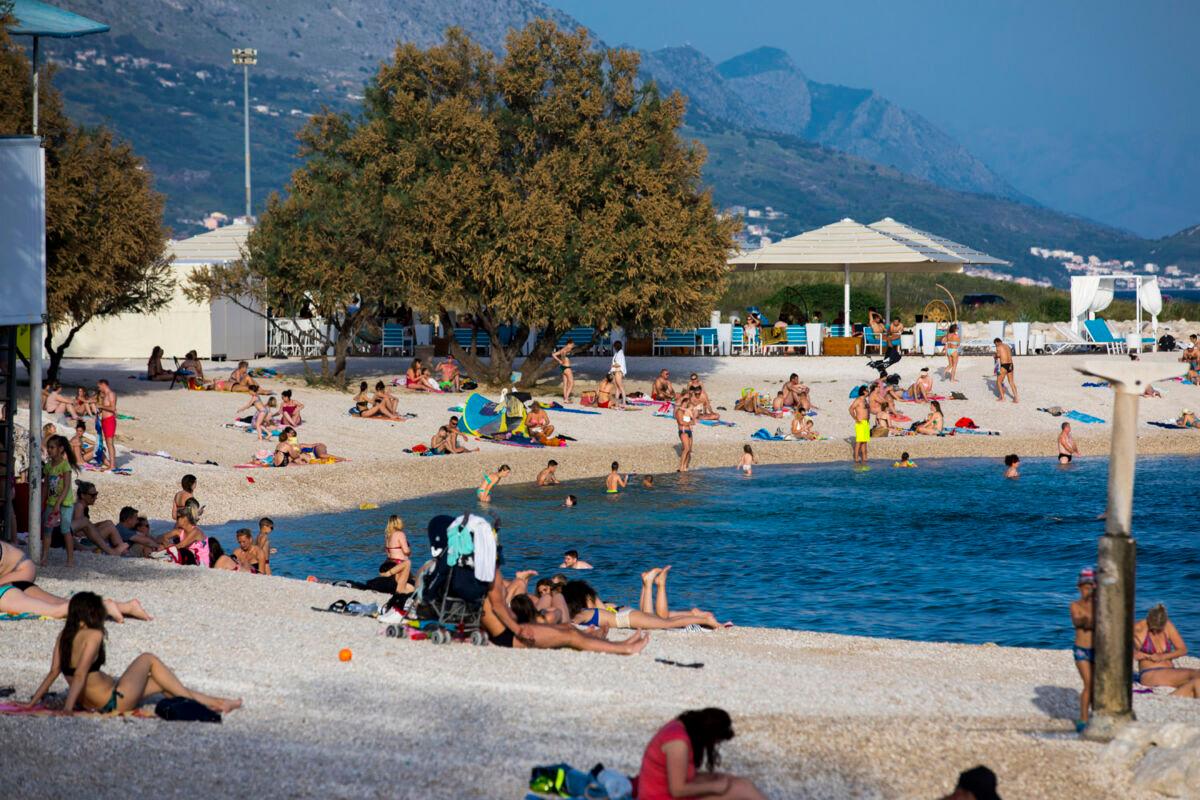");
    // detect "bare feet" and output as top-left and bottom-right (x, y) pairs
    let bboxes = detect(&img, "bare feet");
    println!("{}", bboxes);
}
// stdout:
(515, 570), (538, 581)
(207, 696), (243, 714)
(641, 568), (661, 584)
(117, 599), (153, 621)
(620, 631), (650, 655)
(654, 565), (672, 586)
(103, 599), (125, 623)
